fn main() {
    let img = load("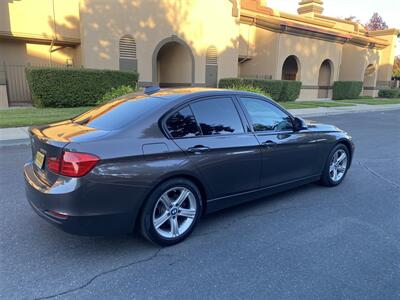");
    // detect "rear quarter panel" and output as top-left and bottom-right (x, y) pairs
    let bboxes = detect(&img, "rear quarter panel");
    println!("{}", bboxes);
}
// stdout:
(64, 117), (211, 216)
